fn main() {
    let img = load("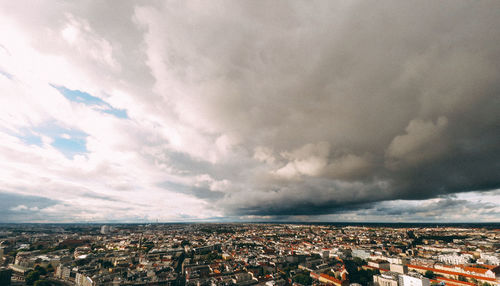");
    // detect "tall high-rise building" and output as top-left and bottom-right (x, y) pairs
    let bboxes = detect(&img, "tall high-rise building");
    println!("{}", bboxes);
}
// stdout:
(100, 225), (110, 234)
